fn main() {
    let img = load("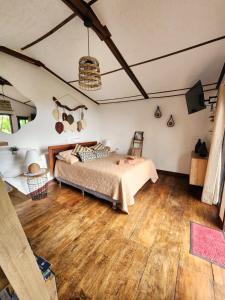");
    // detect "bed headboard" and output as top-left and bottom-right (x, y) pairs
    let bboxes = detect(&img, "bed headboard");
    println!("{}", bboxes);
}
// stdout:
(48, 141), (97, 175)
